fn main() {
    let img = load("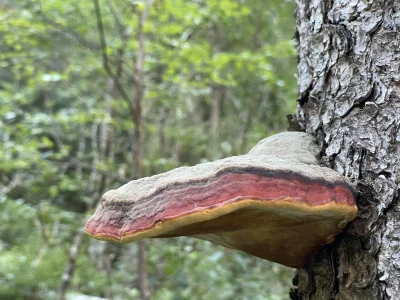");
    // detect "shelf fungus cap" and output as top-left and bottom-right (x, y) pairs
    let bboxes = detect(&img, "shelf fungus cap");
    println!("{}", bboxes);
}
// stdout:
(85, 132), (357, 268)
